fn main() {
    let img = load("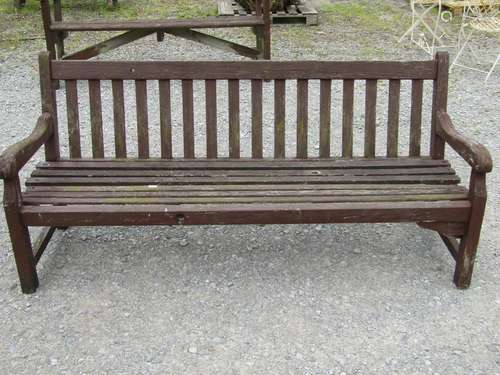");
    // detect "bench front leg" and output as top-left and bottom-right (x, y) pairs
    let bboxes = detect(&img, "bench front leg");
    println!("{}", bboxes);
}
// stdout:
(3, 176), (38, 294)
(454, 170), (487, 289)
